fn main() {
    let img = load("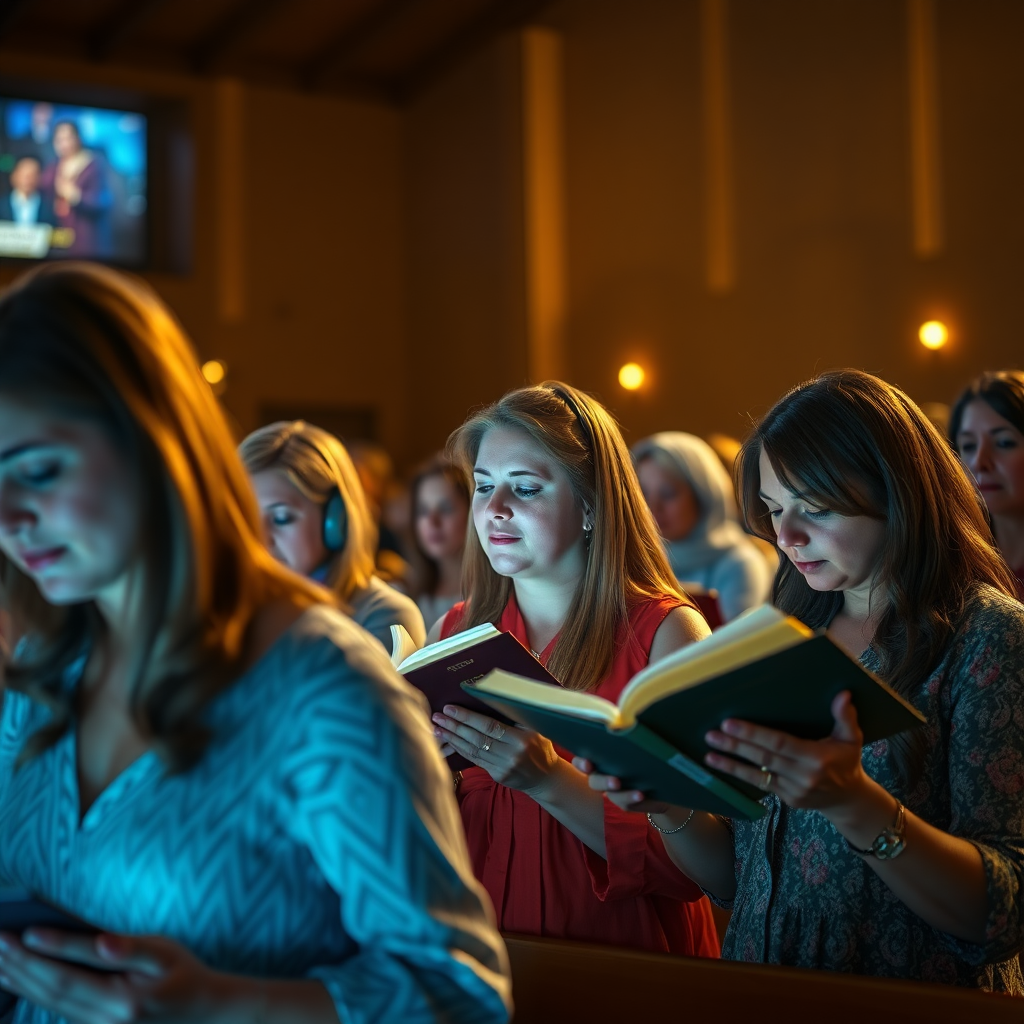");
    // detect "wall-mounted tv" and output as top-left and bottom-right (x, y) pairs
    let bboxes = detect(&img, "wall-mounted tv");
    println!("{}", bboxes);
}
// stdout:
(0, 97), (147, 266)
